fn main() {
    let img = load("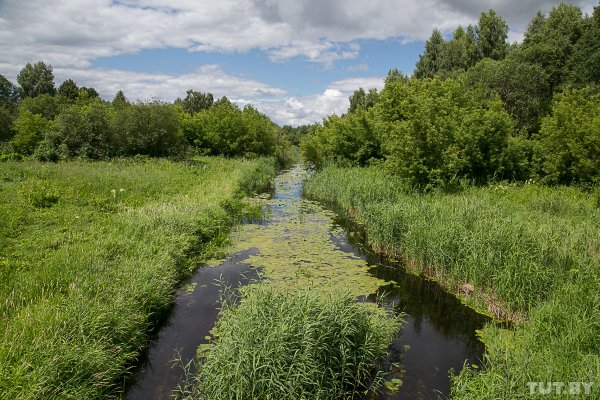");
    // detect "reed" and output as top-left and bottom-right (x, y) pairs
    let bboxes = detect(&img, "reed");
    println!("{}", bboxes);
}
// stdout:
(191, 285), (402, 400)
(304, 165), (599, 399)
